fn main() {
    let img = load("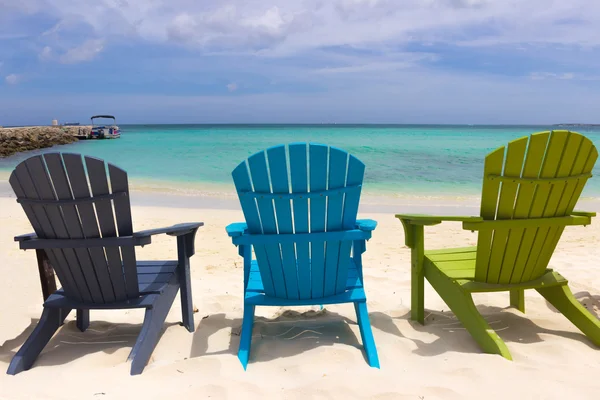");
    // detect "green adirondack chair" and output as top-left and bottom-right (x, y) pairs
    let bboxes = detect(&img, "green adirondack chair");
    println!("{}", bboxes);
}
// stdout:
(397, 130), (600, 359)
